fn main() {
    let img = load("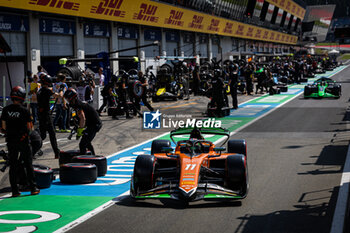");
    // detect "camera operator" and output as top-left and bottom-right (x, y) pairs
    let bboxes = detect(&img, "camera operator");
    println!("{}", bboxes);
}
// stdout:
(0, 86), (40, 197)
(64, 88), (102, 155)
(37, 75), (61, 159)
